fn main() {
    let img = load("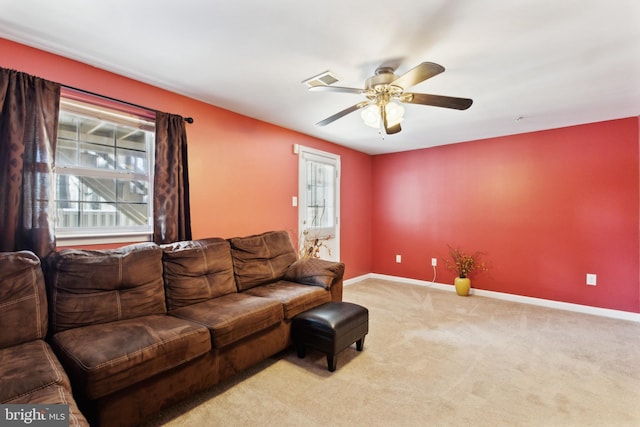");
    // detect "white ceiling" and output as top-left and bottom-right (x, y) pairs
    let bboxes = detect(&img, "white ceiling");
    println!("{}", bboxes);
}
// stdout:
(1, 0), (639, 155)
